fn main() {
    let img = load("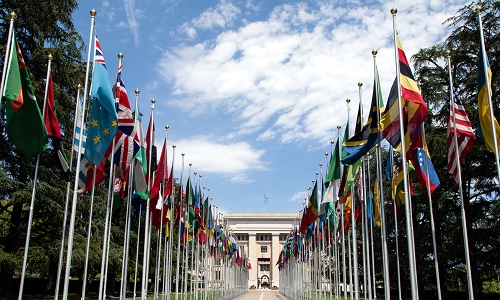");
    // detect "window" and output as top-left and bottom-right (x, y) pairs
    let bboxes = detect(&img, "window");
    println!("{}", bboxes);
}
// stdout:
(260, 264), (270, 272)
(257, 234), (271, 241)
(279, 234), (288, 242)
(236, 234), (248, 241)
(261, 246), (268, 253)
